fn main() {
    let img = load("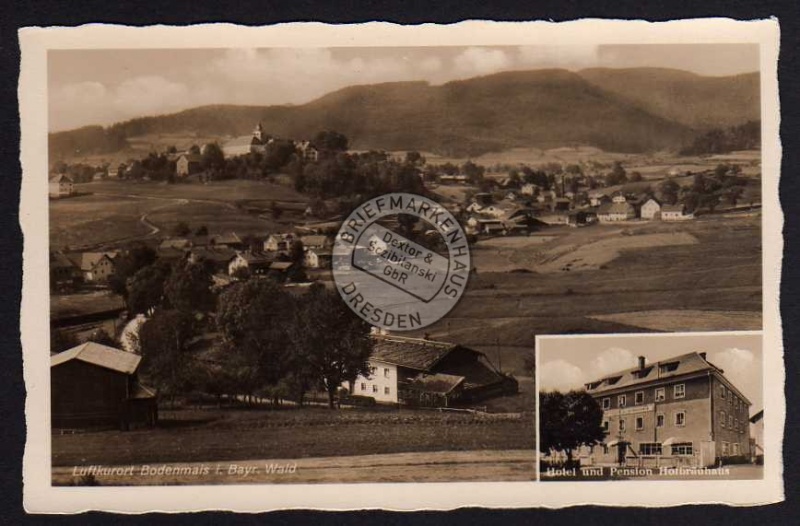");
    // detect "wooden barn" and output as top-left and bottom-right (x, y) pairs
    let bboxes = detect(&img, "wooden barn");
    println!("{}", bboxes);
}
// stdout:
(51, 342), (157, 430)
